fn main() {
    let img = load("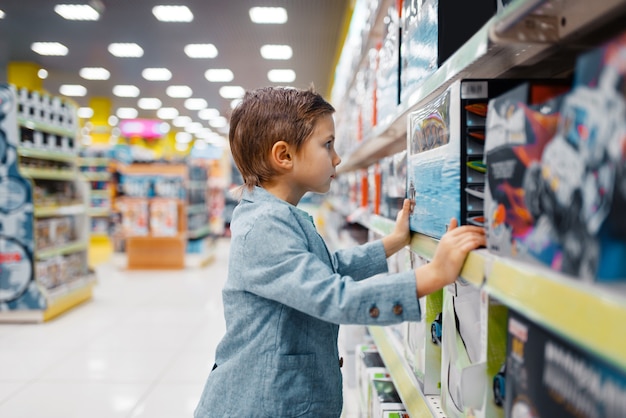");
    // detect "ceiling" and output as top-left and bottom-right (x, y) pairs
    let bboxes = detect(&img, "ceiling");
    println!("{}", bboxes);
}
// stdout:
(0, 0), (351, 137)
